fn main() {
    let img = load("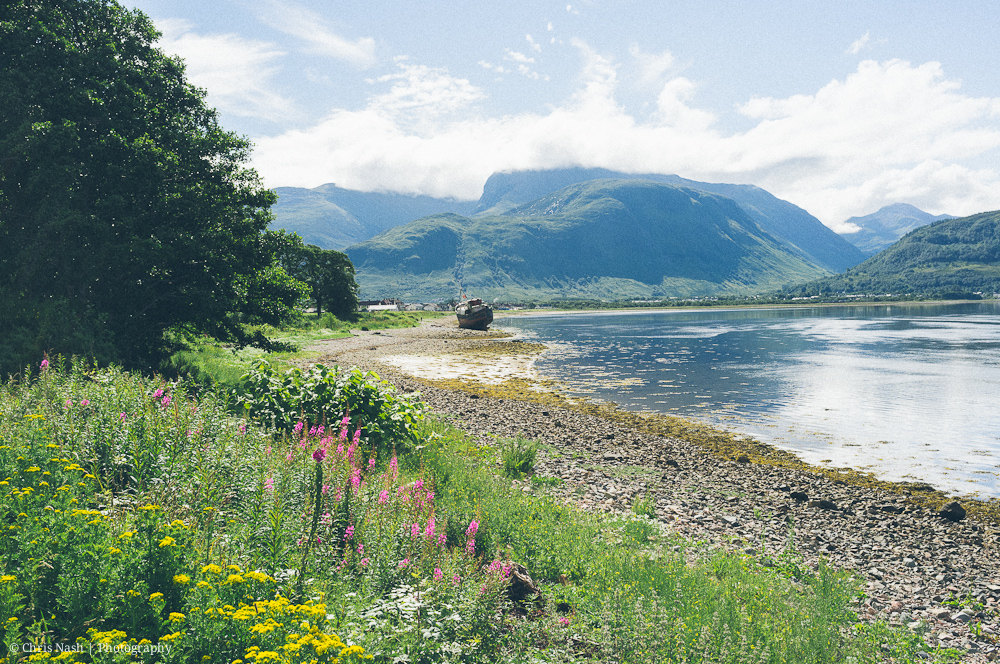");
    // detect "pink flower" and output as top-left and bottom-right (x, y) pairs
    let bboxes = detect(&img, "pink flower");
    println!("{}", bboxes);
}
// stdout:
(424, 517), (435, 539)
(309, 425), (317, 436)
(368, 458), (376, 468)
(293, 421), (304, 434)
(316, 425), (325, 435)
(357, 543), (364, 555)
(452, 574), (461, 585)
(119, 412), (127, 423)
(153, 389), (164, 398)
(411, 522), (420, 538)
(360, 557), (370, 567)
(398, 558), (410, 568)
(414, 480), (424, 491)
(465, 520), (479, 539)
(352, 429), (362, 445)
(312, 448), (326, 462)
(80, 399), (90, 407)
(389, 456), (398, 480)
(345, 525), (354, 540)
(265, 445), (271, 455)
(316, 537), (322, 544)
(426, 491), (434, 503)
(465, 539), (475, 556)
(322, 484), (330, 495)
(264, 477), (275, 492)
(378, 490), (389, 504)
(160, 394), (171, 407)
(350, 467), (361, 490)
(285, 452), (294, 461)
(238, 423), (247, 434)
(559, 617), (570, 627)
(433, 568), (443, 581)
(65, 399), (73, 408)
(437, 532), (447, 546)
(40, 359), (49, 370)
